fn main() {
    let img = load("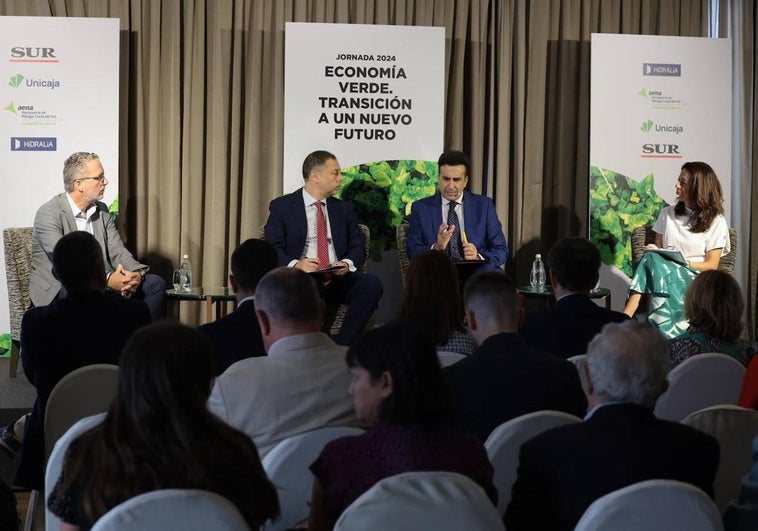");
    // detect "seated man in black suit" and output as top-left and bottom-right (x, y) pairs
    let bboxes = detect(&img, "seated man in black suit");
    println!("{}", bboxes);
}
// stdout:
(15, 231), (151, 490)
(264, 150), (382, 345)
(520, 237), (628, 358)
(198, 238), (278, 375)
(505, 320), (720, 531)
(443, 271), (587, 442)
